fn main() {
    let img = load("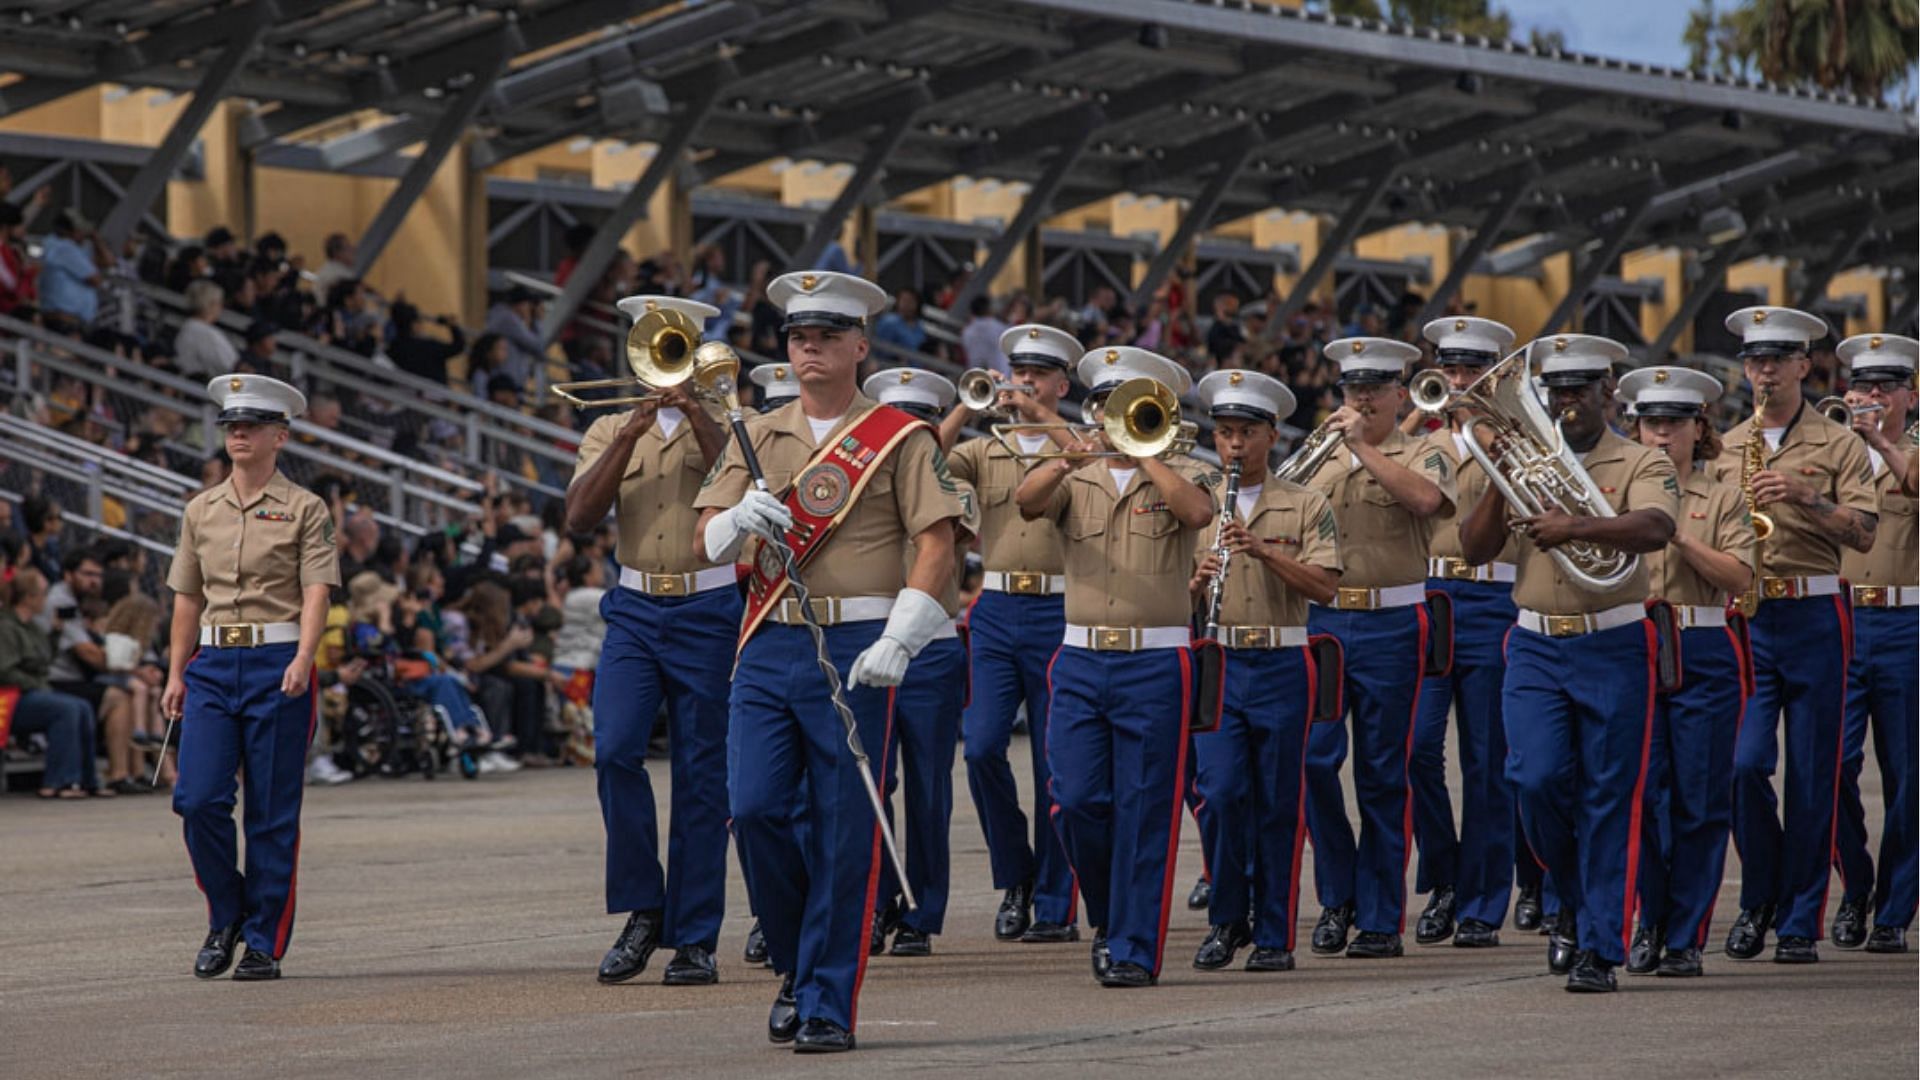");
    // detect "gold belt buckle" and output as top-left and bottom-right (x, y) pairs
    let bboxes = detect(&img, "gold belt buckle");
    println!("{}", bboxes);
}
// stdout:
(1093, 627), (1137, 651)
(216, 623), (257, 648)
(1544, 615), (1589, 638)
(1230, 627), (1272, 649)
(1855, 586), (1885, 608)
(651, 573), (684, 596)
(1008, 572), (1042, 595)
(1443, 558), (1474, 581)
(1336, 587), (1375, 611)
(1762, 577), (1791, 600)
(778, 597), (829, 624)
